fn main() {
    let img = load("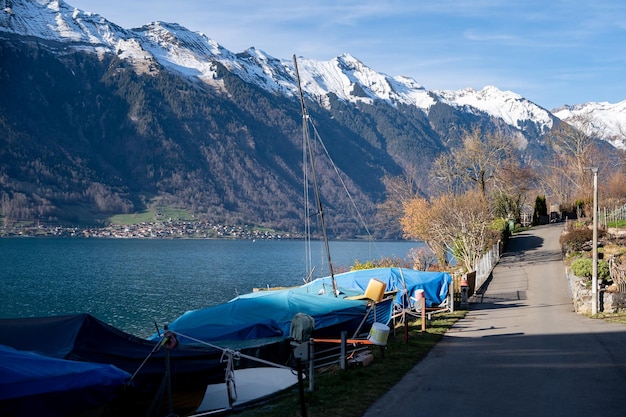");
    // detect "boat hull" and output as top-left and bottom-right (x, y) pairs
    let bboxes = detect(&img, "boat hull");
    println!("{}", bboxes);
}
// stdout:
(0, 314), (226, 417)
(1, 344), (130, 417)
